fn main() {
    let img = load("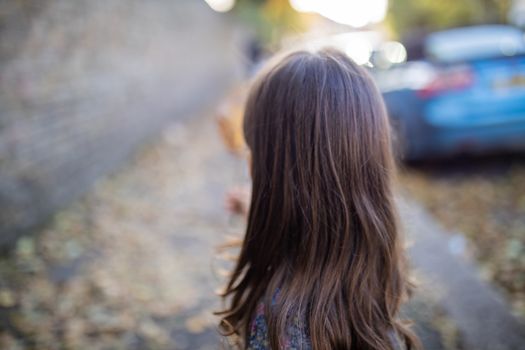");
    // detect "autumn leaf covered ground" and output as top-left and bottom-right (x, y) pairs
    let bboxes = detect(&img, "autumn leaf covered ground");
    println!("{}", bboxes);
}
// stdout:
(399, 156), (525, 319)
(0, 113), (246, 349)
